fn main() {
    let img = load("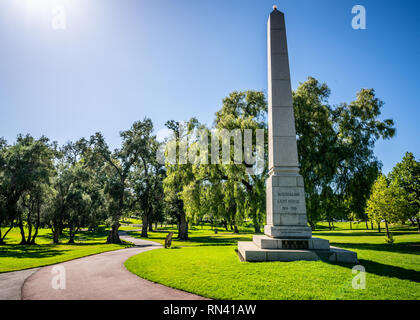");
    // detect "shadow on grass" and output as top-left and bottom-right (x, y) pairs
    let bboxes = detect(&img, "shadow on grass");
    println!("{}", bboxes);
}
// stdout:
(127, 230), (252, 247)
(330, 258), (420, 283)
(180, 235), (252, 246)
(0, 245), (69, 259)
(333, 242), (420, 255)
(314, 230), (418, 238)
(361, 259), (420, 283)
(32, 226), (110, 243)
